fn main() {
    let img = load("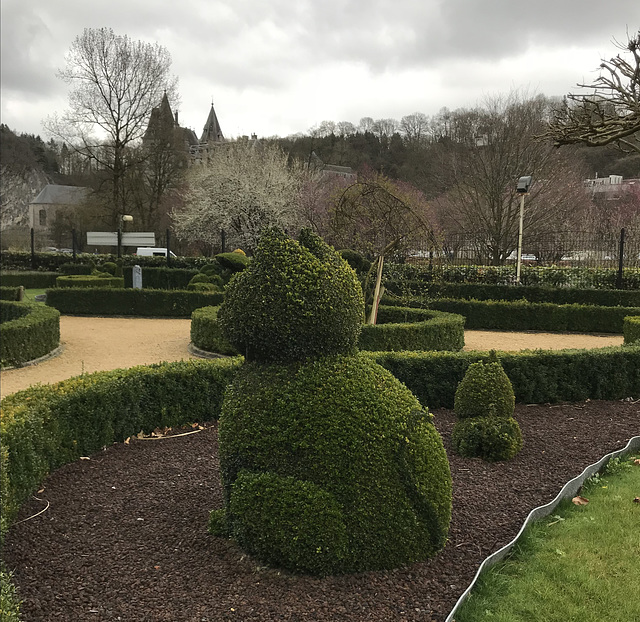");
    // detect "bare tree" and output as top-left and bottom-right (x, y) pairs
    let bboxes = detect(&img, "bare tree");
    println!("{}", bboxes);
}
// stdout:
(545, 31), (640, 154)
(45, 28), (178, 227)
(173, 141), (304, 253)
(400, 112), (430, 146)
